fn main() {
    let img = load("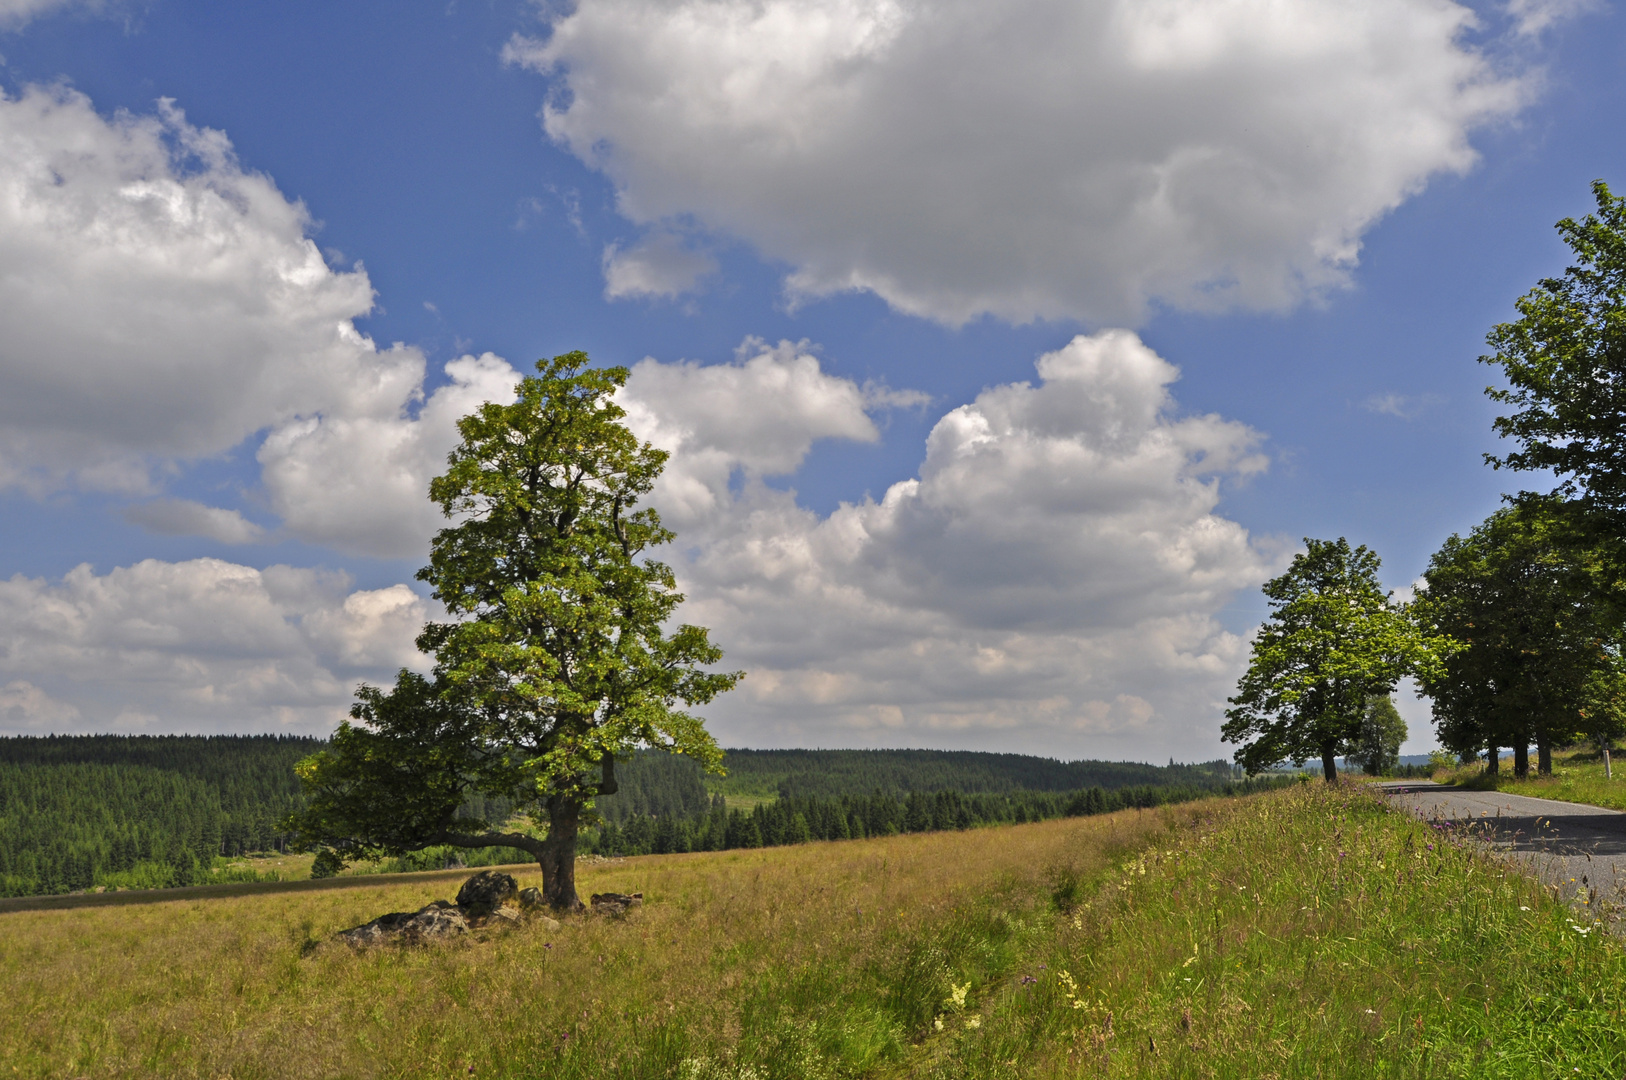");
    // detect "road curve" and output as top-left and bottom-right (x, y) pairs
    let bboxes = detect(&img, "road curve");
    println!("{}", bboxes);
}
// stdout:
(1376, 779), (1626, 917)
